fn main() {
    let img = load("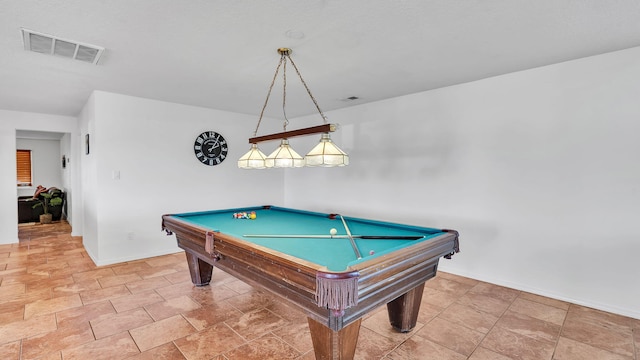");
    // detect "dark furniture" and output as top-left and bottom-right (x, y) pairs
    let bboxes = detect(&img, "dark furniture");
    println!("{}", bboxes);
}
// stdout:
(17, 188), (65, 223)
(162, 205), (459, 359)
